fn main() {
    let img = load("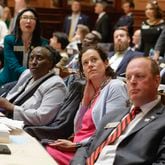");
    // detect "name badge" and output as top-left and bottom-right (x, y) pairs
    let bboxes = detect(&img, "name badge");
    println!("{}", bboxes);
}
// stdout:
(104, 122), (120, 129)
(142, 24), (150, 29)
(14, 46), (24, 52)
